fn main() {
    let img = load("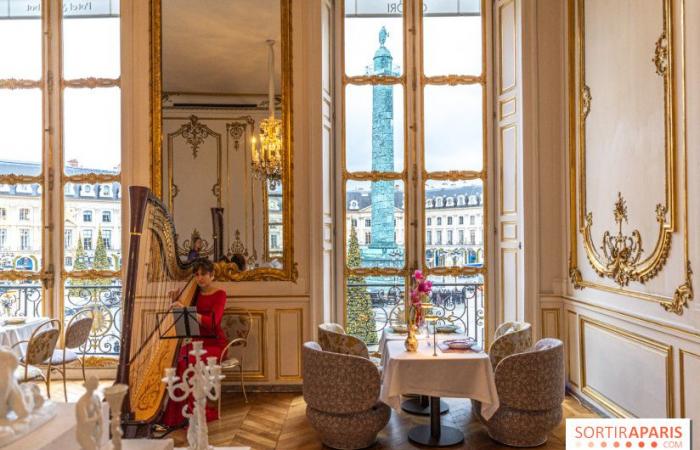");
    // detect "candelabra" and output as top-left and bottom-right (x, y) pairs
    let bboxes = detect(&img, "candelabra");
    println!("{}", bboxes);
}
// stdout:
(162, 341), (225, 450)
(102, 383), (128, 450)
